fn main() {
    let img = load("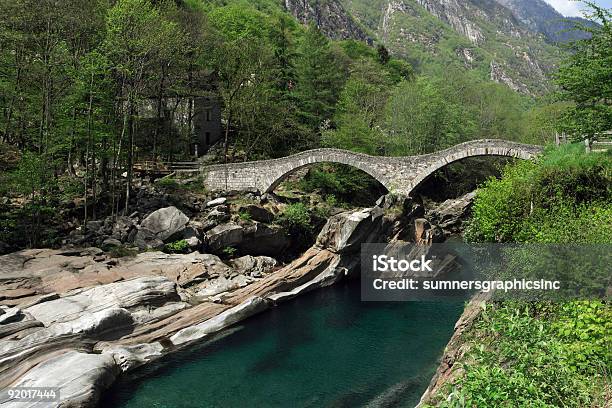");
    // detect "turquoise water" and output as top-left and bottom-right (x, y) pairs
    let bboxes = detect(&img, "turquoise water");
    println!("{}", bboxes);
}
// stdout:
(102, 280), (463, 408)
